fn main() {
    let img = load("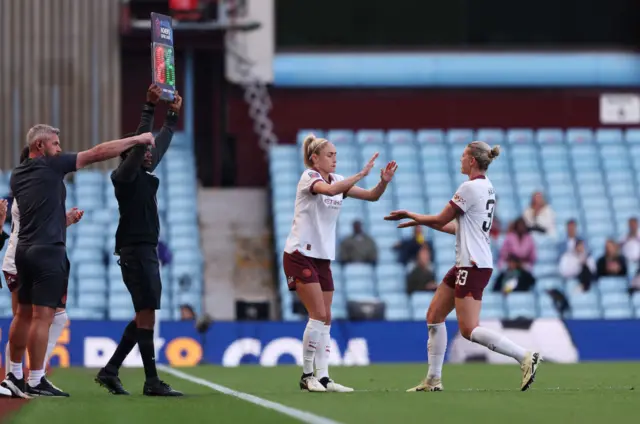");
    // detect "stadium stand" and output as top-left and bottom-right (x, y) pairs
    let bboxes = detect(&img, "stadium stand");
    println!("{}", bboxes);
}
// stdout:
(0, 132), (204, 320)
(271, 128), (640, 321)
